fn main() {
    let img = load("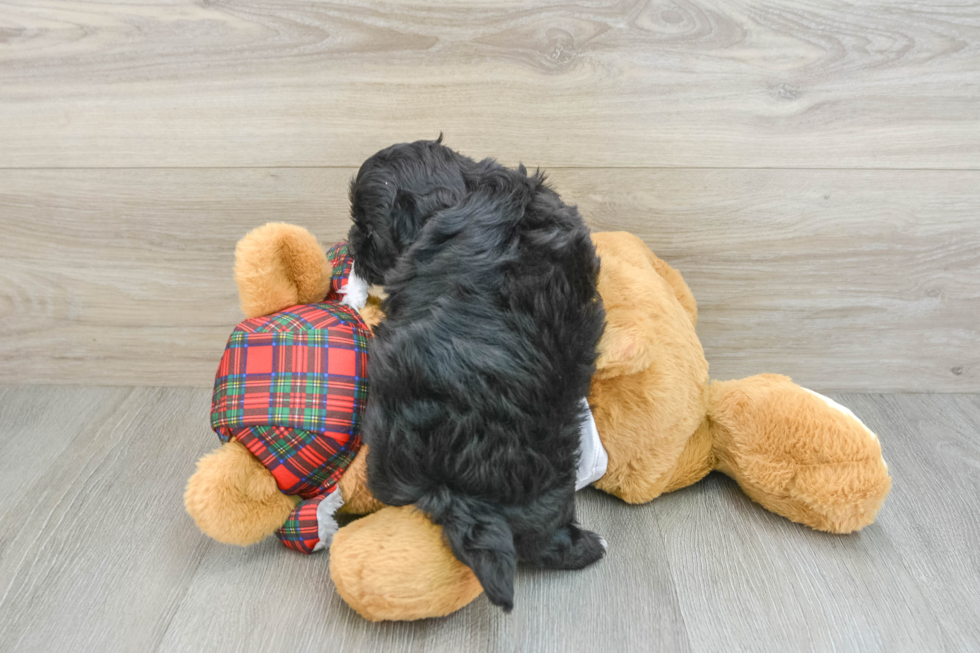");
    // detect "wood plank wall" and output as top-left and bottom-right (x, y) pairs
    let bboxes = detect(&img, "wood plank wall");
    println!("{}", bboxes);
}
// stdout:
(1, 0), (978, 391)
